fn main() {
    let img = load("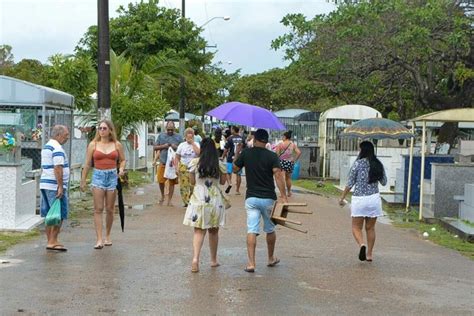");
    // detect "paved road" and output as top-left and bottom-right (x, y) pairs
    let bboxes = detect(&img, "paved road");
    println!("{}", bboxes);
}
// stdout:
(1, 181), (473, 315)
